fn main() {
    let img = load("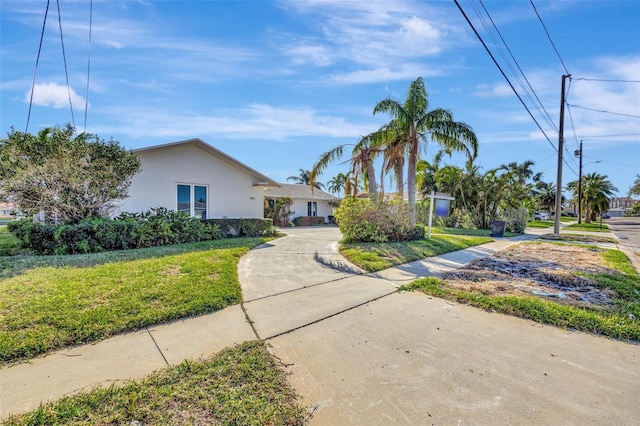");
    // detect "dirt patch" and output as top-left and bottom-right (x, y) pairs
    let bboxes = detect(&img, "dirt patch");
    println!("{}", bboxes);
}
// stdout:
(441, 243), (621, 307)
